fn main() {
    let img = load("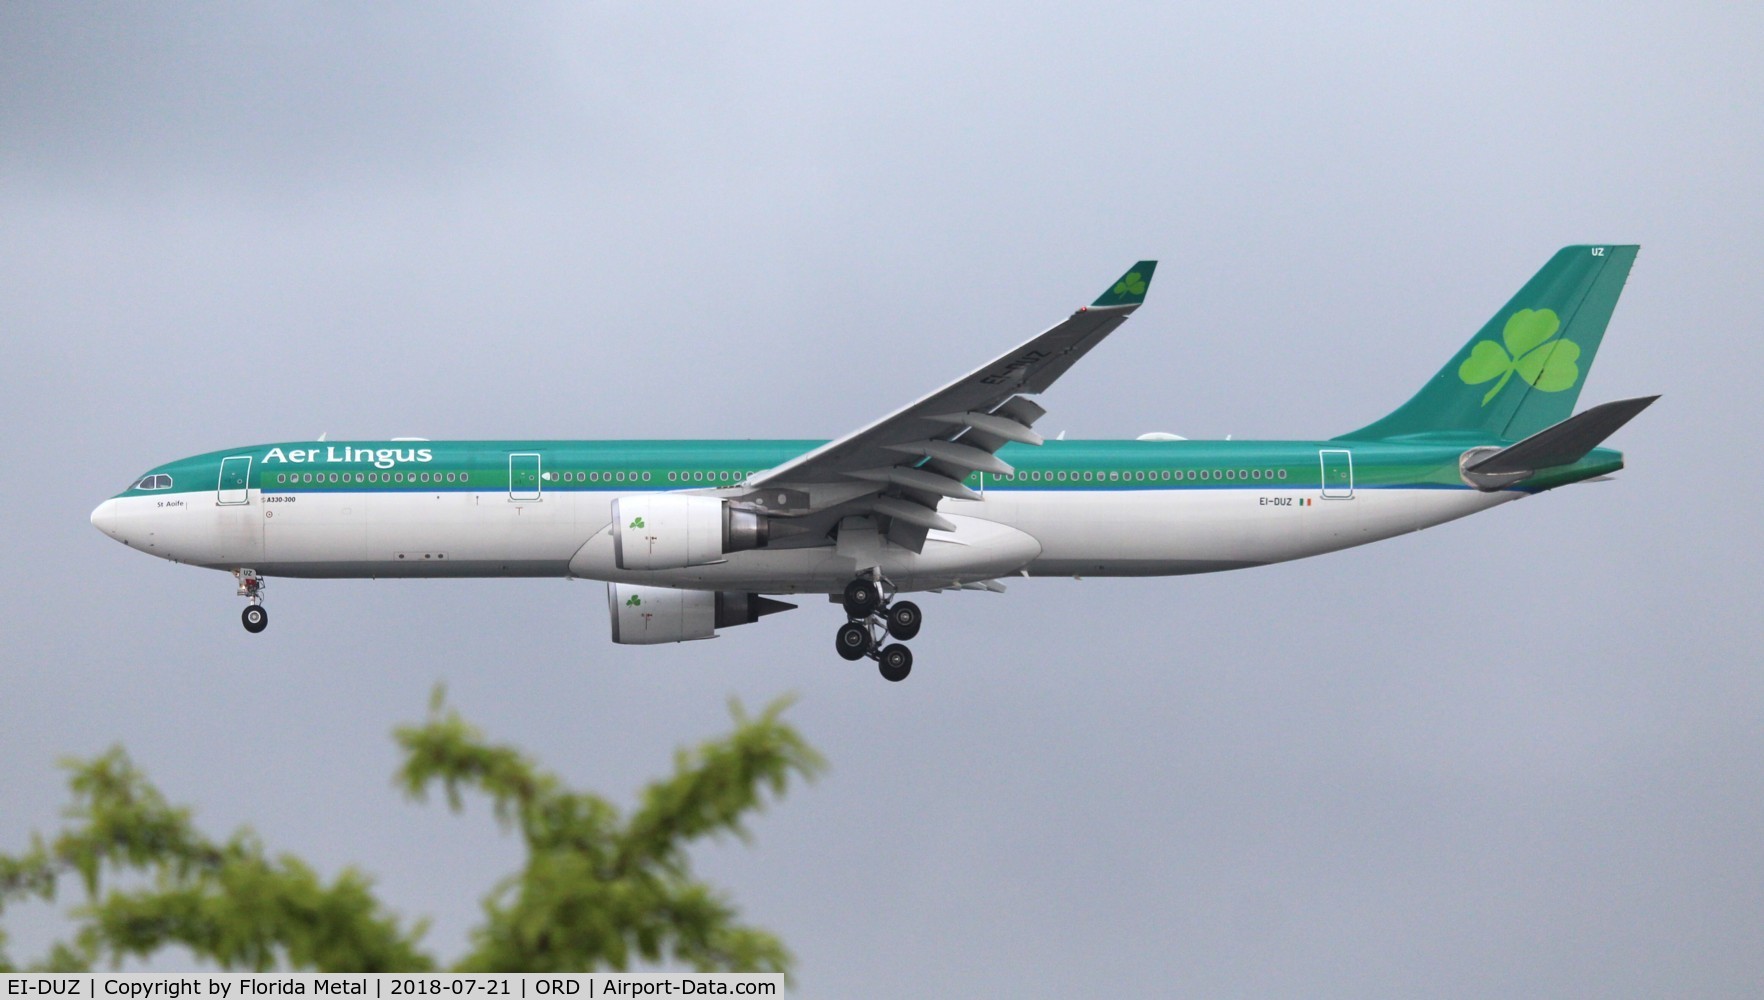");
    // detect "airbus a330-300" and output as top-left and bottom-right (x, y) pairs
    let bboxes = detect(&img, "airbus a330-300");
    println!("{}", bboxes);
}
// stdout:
(93, 247), (1656, 681)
